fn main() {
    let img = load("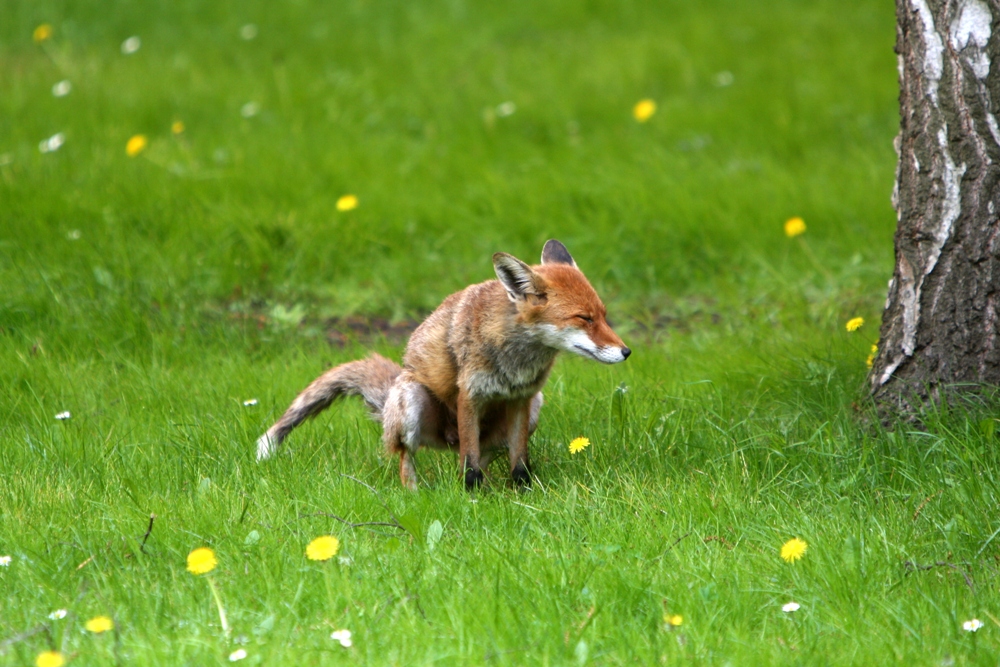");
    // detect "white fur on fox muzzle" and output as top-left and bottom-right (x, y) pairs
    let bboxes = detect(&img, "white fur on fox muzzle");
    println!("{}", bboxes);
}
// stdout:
(541, 326), (629, 364)
(575, 344), (629, 364)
